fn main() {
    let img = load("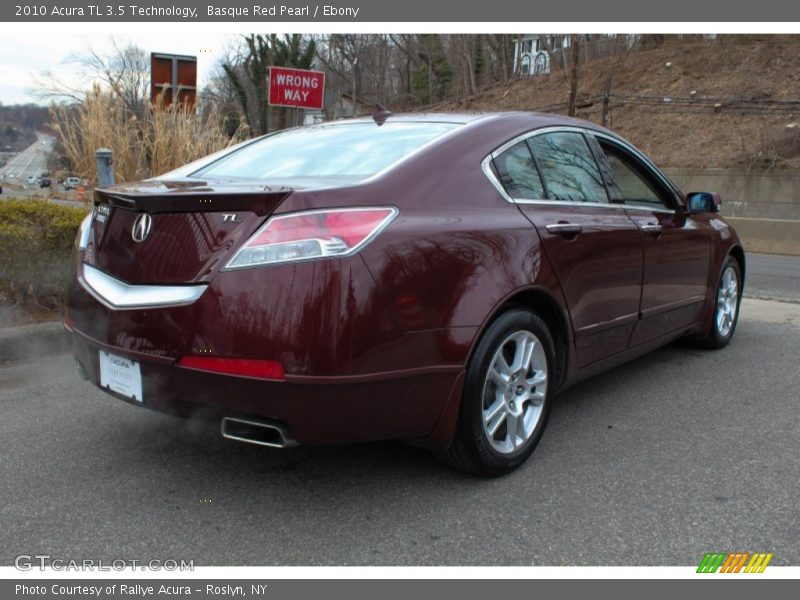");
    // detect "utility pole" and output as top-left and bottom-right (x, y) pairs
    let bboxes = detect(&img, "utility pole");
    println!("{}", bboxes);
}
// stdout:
(602, 73), (612, 128)
(568, 34), (581, 117)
